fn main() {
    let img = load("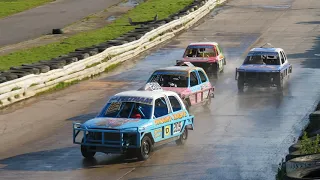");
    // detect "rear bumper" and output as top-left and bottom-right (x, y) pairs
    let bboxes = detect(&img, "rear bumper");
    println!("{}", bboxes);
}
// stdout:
(177, 60), (217, 68)
(235, 69), (280, 86)
(73, 123), (141, 154)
